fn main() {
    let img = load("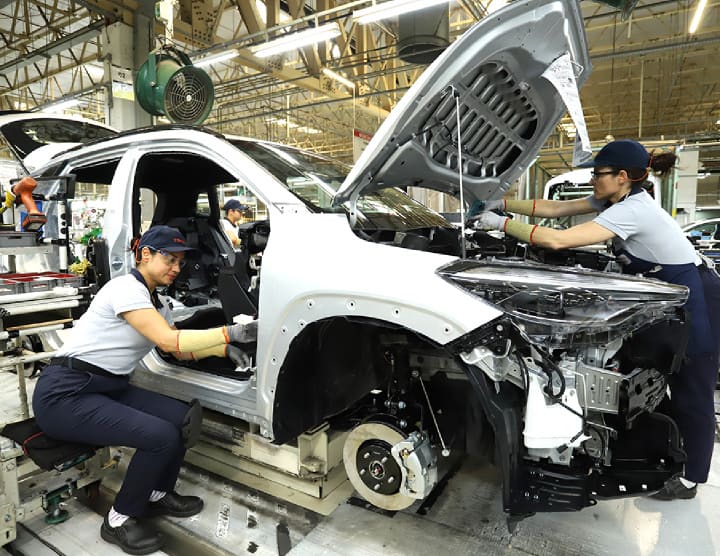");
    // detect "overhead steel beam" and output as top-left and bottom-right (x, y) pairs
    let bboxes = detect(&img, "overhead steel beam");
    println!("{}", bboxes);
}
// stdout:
(591, 35), (720, 61)
(233, 48), (389, 120)
(584, 0), (720, 22)
(214, 84), (407, 127)
(32, 81), (109, 111)
(0, 51), (101, 97)
(0, 19), (106, 76)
